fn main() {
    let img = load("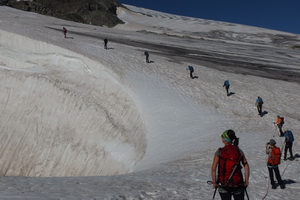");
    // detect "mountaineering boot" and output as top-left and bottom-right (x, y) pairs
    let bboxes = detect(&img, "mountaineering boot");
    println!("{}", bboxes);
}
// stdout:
(280, 184), (285, 189)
